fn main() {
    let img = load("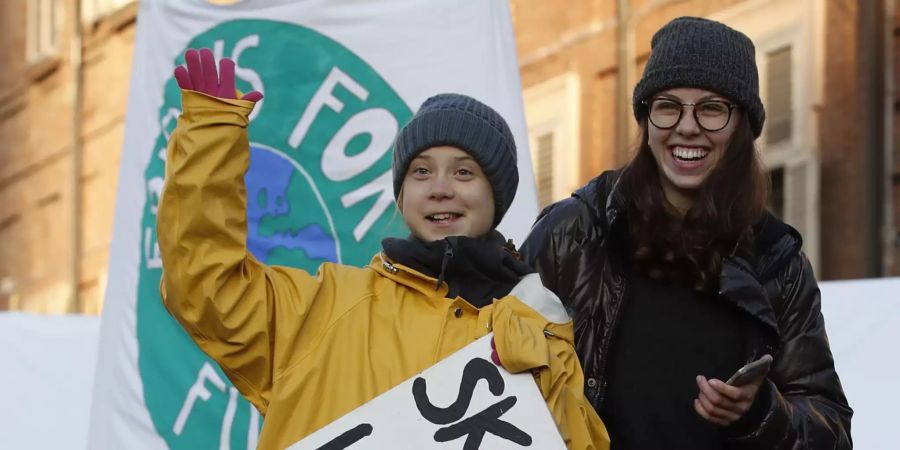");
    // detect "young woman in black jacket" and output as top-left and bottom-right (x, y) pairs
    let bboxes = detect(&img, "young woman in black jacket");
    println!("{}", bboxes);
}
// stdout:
(521, 16), (852, 449)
